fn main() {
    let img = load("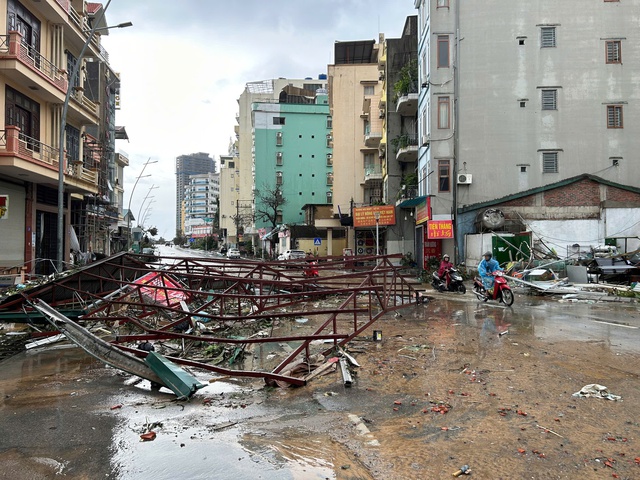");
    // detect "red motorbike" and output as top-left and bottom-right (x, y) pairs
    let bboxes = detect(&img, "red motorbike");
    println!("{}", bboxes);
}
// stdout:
(304, 260), (319, 277)
(472, 271), (514, 306)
